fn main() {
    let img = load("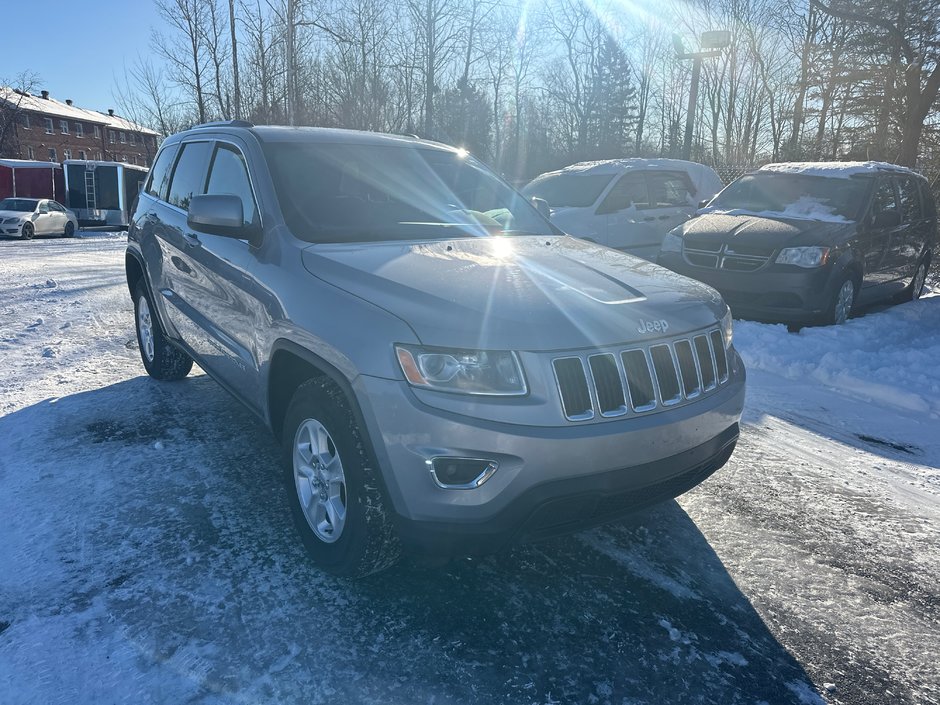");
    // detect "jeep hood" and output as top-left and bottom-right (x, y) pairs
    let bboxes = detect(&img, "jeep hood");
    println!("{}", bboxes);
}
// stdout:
(679, 212), (854, 247)
(302, 236), (725, 350)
